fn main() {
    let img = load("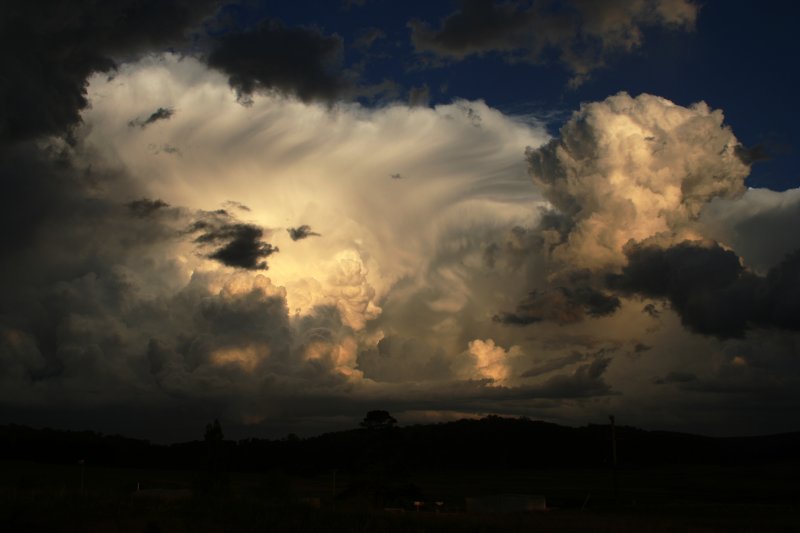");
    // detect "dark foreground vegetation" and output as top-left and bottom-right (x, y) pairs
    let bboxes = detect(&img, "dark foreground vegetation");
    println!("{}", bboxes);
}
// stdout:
(2, 416), (799, 532)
